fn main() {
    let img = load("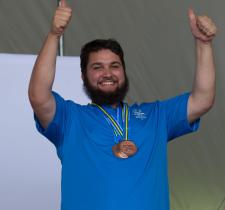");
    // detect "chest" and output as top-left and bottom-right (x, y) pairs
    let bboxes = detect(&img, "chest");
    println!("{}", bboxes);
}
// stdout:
(61, 105), (168, 181)
(67, 106), (167, 152)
